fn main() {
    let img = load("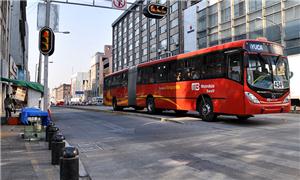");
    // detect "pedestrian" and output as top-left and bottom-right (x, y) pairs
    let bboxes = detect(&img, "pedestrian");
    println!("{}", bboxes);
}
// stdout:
(4, 94), (14, 119)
